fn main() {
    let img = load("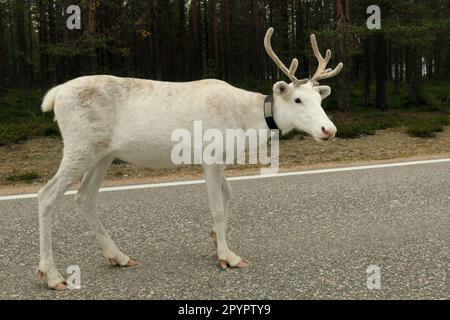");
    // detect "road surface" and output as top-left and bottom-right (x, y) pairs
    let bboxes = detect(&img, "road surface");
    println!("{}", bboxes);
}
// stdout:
(0, 160), (449, 299)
